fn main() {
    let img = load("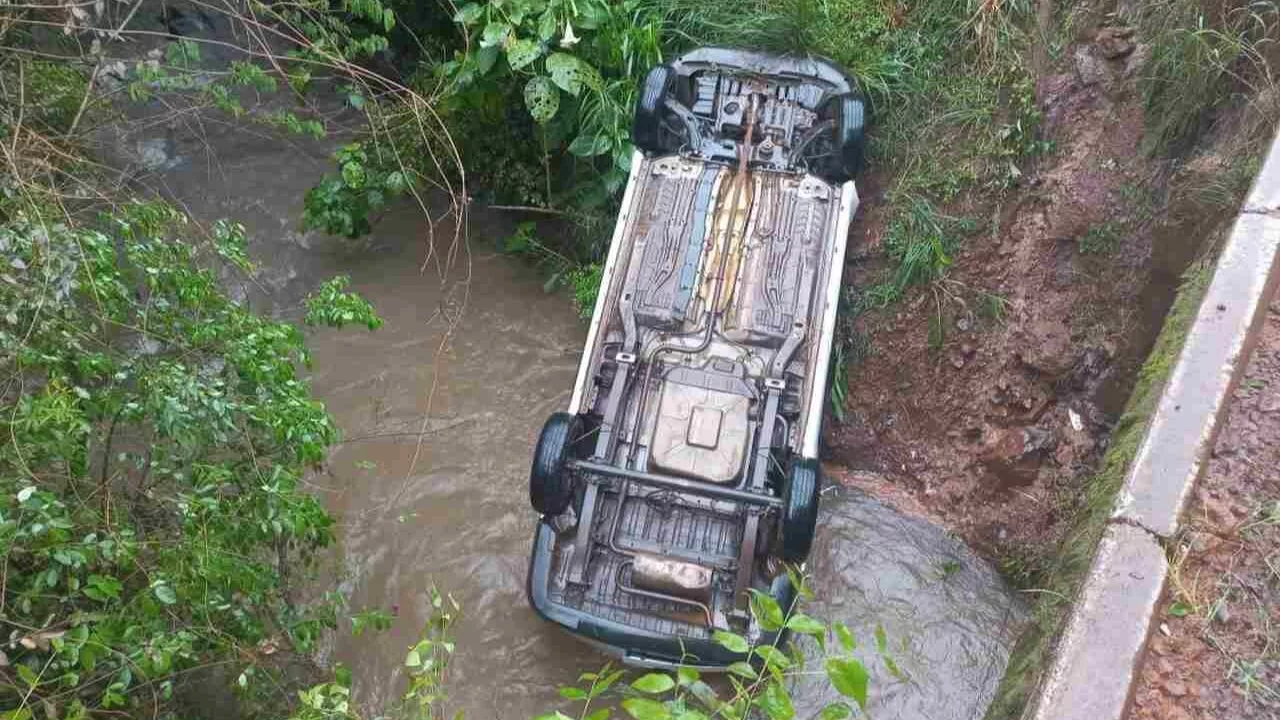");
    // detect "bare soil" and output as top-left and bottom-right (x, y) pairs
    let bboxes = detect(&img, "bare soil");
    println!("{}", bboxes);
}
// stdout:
(1128, 287), (1280, 720)
(826, 28), (1169, 568)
